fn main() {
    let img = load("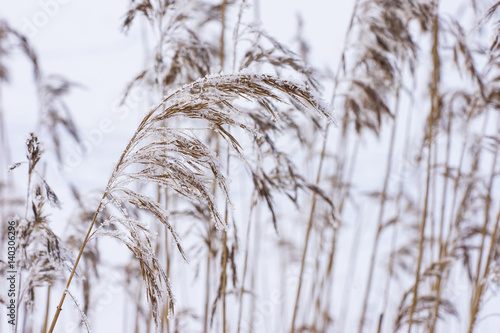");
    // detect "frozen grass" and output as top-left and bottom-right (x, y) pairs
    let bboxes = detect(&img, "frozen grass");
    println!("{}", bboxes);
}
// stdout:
(1, 0), (499, 332)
